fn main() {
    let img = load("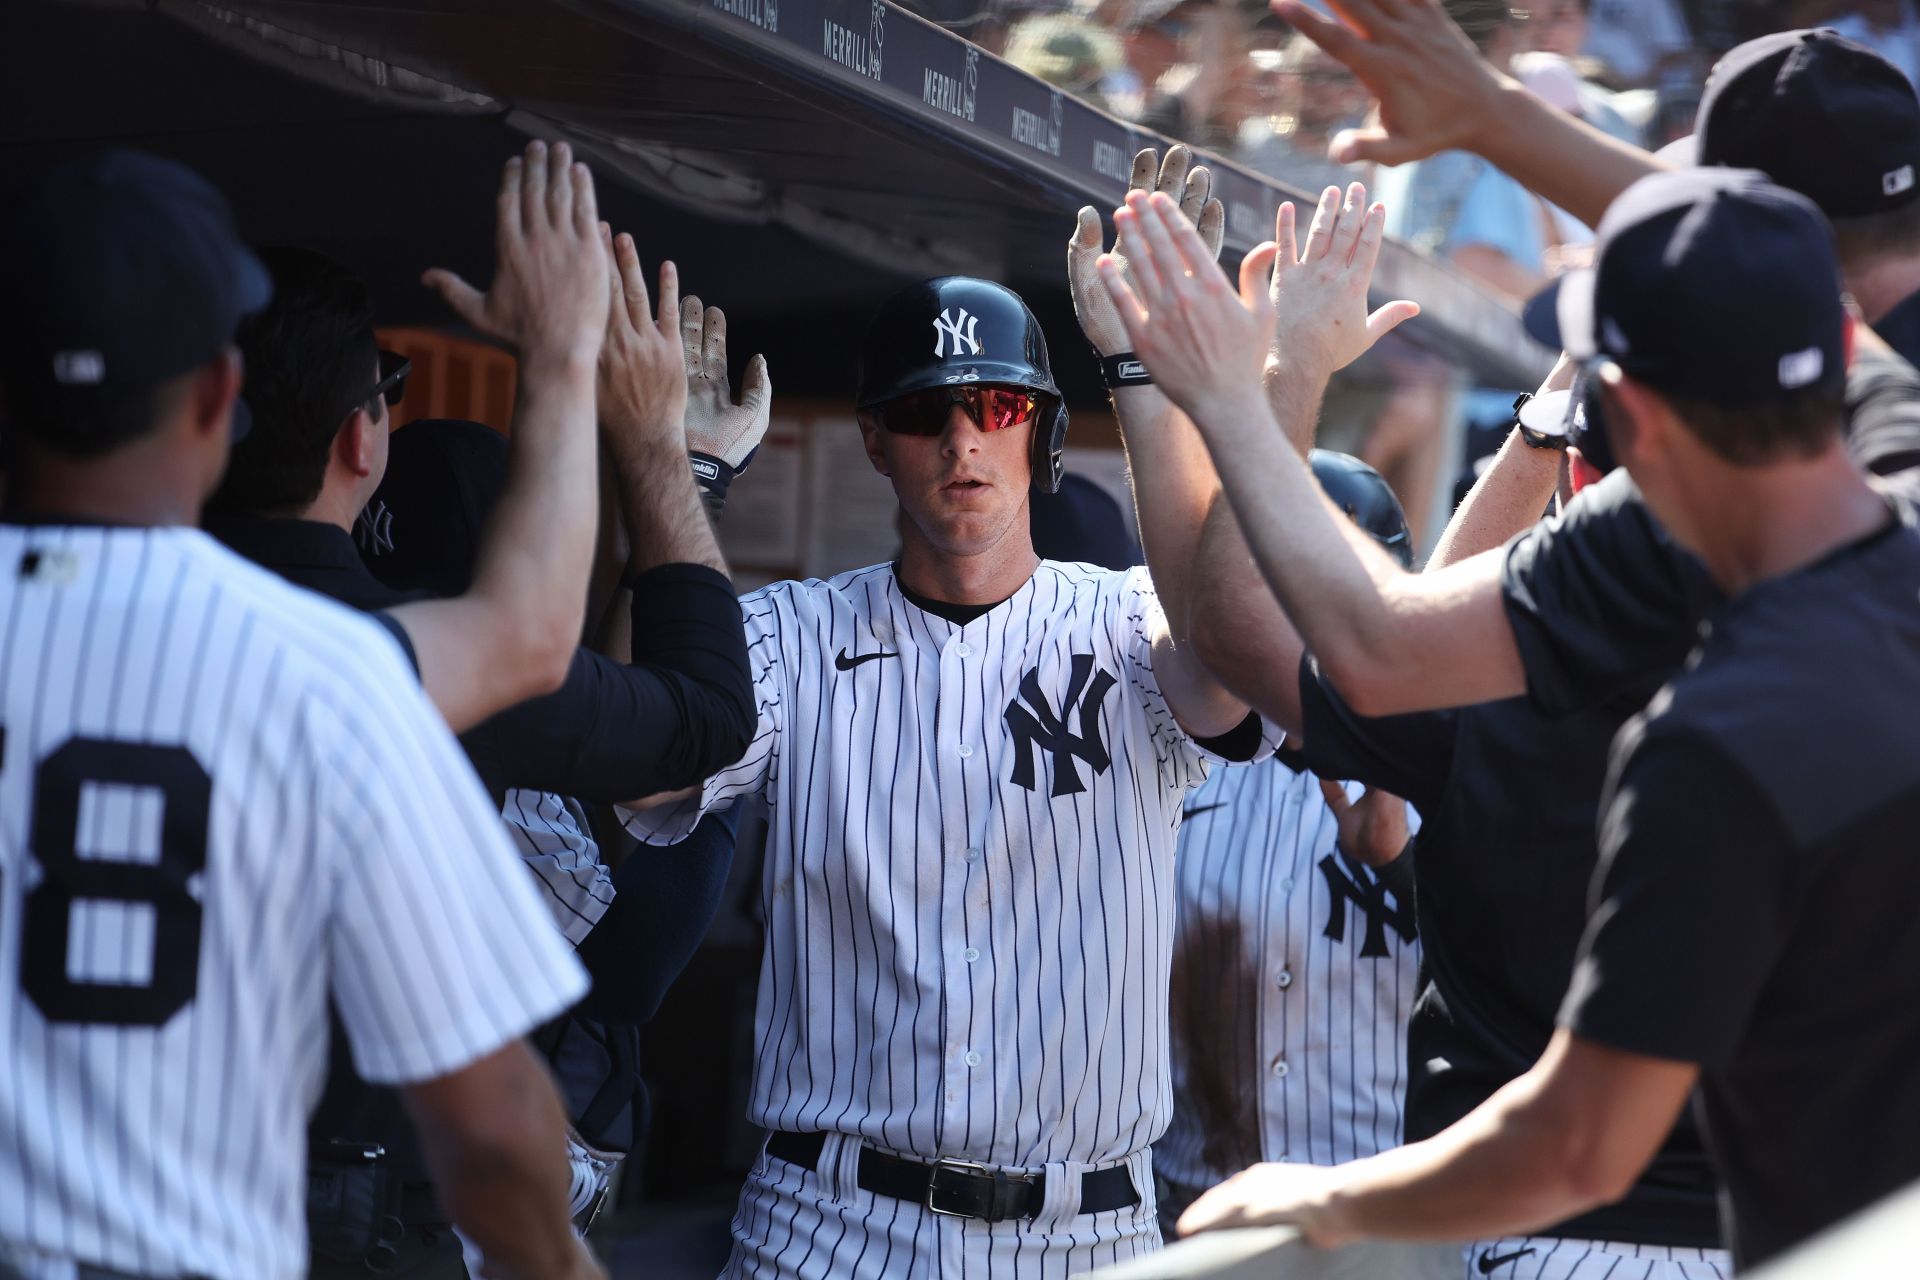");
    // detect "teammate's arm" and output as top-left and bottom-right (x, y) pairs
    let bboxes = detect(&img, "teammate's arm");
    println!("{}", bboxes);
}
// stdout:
(1186, 184), (1422, 734)
(1101, 189), (1527, 717)
(1067, 146), (1247, 738)
(1275, 0), (1663, 229)
(1423, 356), (1575, 569)
(1176, 1030), (1694, 1245)
(401, 1043), (606, 1280)
(392, 141), (610, 732)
